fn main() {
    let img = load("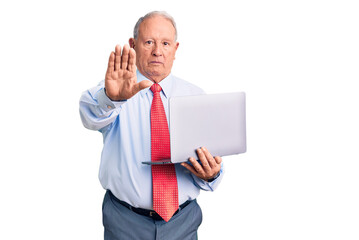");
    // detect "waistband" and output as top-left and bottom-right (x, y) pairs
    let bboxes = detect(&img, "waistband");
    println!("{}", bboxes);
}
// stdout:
(108, 191), (193, 221)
